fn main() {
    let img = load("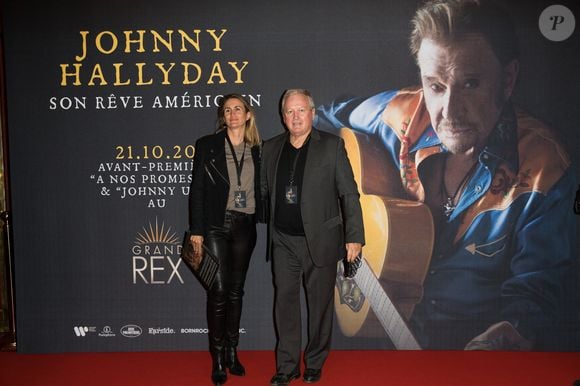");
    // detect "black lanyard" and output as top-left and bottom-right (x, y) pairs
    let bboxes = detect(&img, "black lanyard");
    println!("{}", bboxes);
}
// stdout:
(288, 135), (310, 185)
(225, 135), (246, 189)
